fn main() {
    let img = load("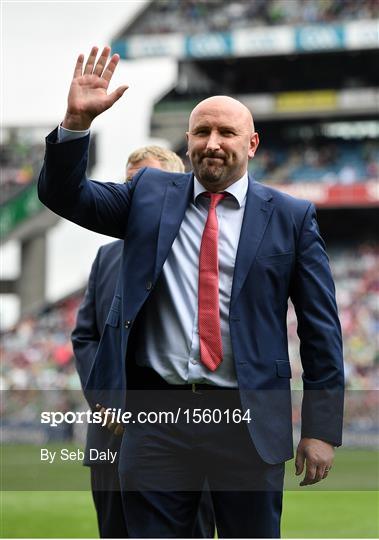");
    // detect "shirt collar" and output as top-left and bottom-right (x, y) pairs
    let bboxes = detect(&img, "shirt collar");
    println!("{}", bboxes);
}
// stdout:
(193, 172), (248, 208)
